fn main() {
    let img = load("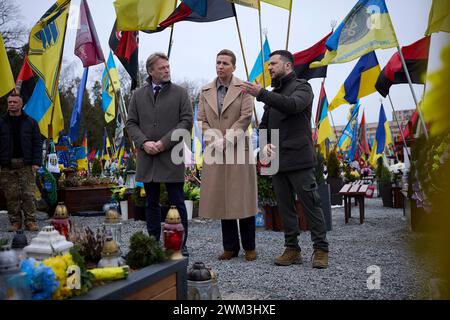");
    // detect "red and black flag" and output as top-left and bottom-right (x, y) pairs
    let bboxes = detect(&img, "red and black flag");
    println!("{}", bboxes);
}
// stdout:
(142, 0), (235, 33)
(398, 110), (419, 144)
(294, 32), (331, 80)
(375, 36), (430, 98)
(15, 55), (37, 105)
(109, 22), (139, 91)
